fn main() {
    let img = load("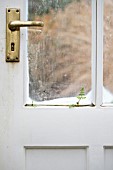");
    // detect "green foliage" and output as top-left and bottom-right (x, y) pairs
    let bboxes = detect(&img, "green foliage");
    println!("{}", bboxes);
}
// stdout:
(76, 87), (86, 105)
(69, 87), (86, 108)
(28, 0), (77, 18)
